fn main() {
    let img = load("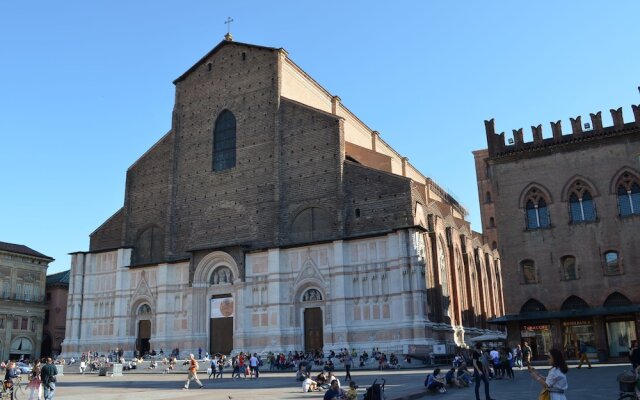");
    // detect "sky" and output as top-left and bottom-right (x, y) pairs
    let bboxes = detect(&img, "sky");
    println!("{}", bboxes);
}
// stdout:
(1, 1), (639, 275)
